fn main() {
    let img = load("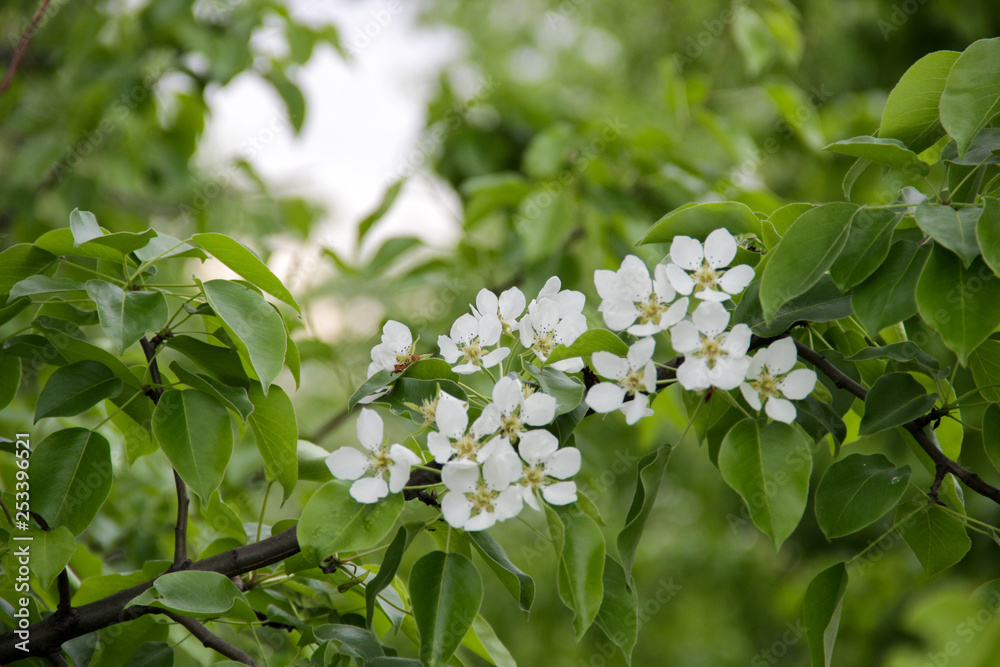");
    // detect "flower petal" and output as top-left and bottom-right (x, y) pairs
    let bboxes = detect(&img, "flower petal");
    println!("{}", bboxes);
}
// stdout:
(356, 408), (384, 451)
(465, 510), (497, 532)
(545, 447), (581, 479)
(707, 356), (750, 390)
(350, 477), (388, 503)
(484, 452), (523, 489)
(627, 337), (656, 369)
(592, 351), (629, 380)
(441, 460), (480, 493)
(452, 363), (481, 375)
(621, 394), (653, 425)
(665, 263), (696, 295)
(551, 357), (585, 373)
(740, 382), (763, 410)
(493, 376), (523, 416)
(499, 287), (526, 321)
(586, 383), (627, 413)
(478, 313), (503, 345)
(617, 255), (653, 301)
(779, 368), (817, 399)
(427, 432), (457, 464)
(519, 429), (559, 464)
(703, 228), (737, 268)
(441, 492), (472, 528)
(765, 397), (797, 423)
(669, 235), (704, 271)
(435, 396), (469, 438)
(382, 320), (412, 350)
(472, 409), (501, 439)
(723, 324), (752, 357)
(481, 347), (510, 369)
(765, 337), (798, 376)
(718, 264), (755, 295)
(326, 447), (371, 480)
(476, 289), (499, 319)
(438, 335), (460, 363)
(659, 297), (689, 328)
(692, 300), (730, 336)
(537, 276), (561, 300)
(676, 358), (711, 391)
(669, 321), (700, 354)
(594, 269), (619, 300)
(602, 300), (639, 331)
(747, 349), (767, 379)
(653, 264), (677, 302)
(542, 481), (578, 506)
(450, 313), (480, 343)
(523, 392), (557, 425)
(494, 487), (524, 521)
